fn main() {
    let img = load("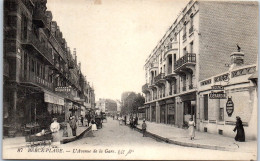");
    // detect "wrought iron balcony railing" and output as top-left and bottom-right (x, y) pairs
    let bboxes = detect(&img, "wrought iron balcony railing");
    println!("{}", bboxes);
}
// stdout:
(182, 86), (186, 92)
(154, 73), (165, 83)
(21, 32), (54, 65)
(32, 9), (47, 28)
(22, 71), (53, 91)
(142, 83), (149, 93)
(174, 53), (196, 70)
